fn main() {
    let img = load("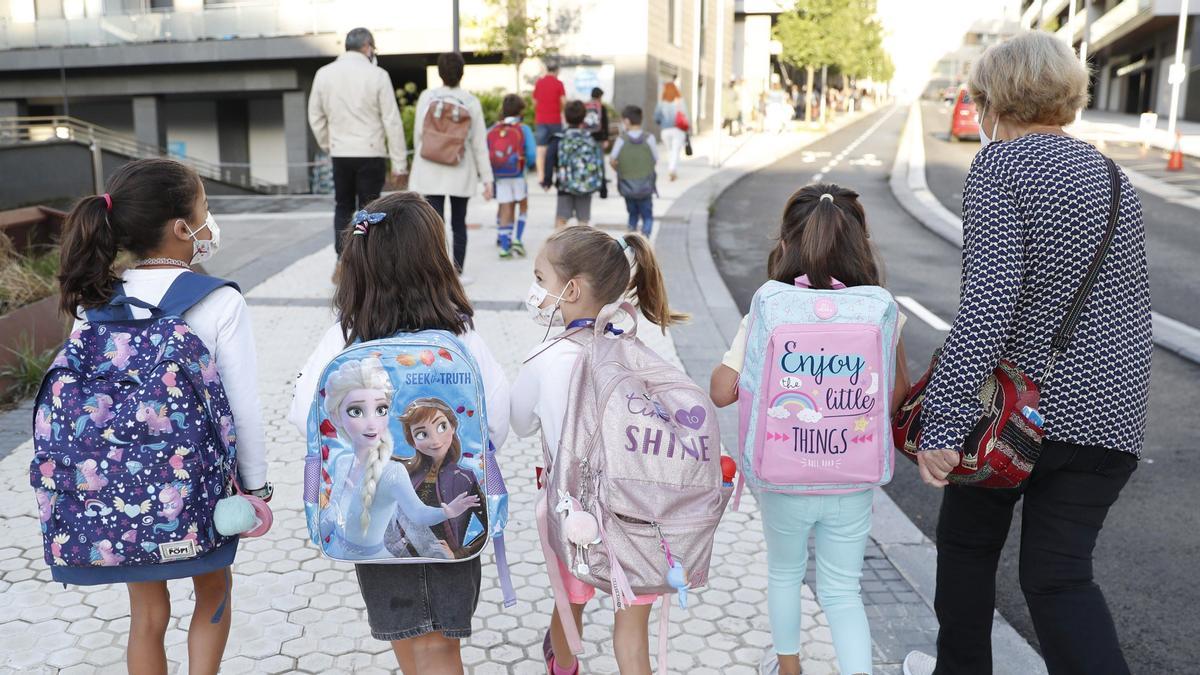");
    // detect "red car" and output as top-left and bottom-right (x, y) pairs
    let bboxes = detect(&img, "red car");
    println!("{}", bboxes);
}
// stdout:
(949, 87), (979, 141)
